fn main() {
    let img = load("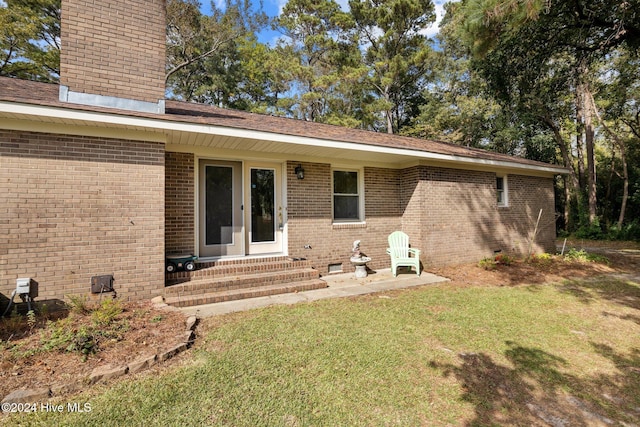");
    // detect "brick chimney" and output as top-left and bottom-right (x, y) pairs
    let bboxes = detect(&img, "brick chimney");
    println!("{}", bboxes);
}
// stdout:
(59, 0), (166, 113)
